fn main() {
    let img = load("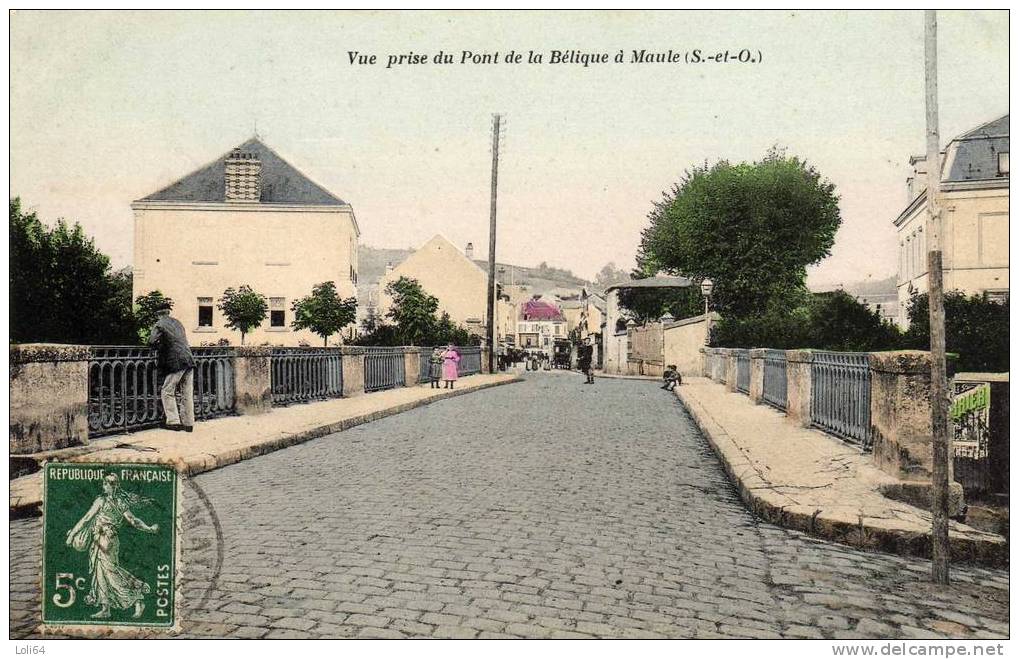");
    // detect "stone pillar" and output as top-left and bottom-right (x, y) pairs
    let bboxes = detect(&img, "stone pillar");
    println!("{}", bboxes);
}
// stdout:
(233, 346), (272, 414)
(725, 349), (738, 393)
(870, 351), (937, 480)
(869, 350), (964, 515)
(785, 350), (813, 428)
(749, 349), (766, 403)
(340, 346), (365, 397)
(10, 344), (91, 454)
(403, 347), (422, 385)
(481, 346), (491, 374)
